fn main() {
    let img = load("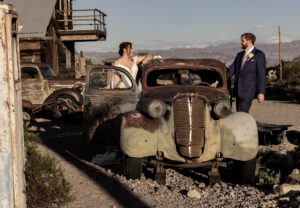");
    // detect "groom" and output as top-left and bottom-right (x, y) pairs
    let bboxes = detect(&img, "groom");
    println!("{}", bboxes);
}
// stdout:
(227, 33), (266, 113)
